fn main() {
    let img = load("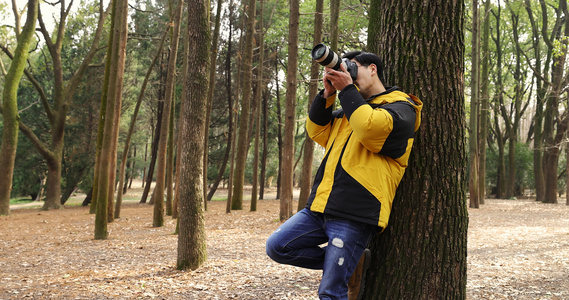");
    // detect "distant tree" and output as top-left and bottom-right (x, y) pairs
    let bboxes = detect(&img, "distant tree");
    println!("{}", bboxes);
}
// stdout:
(231, 0), (256, 210)
(366, 0), (468, 297)
(6, 0), (109, 210)
(0, 0), (37, 215)
(176, 0), (209, 271)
